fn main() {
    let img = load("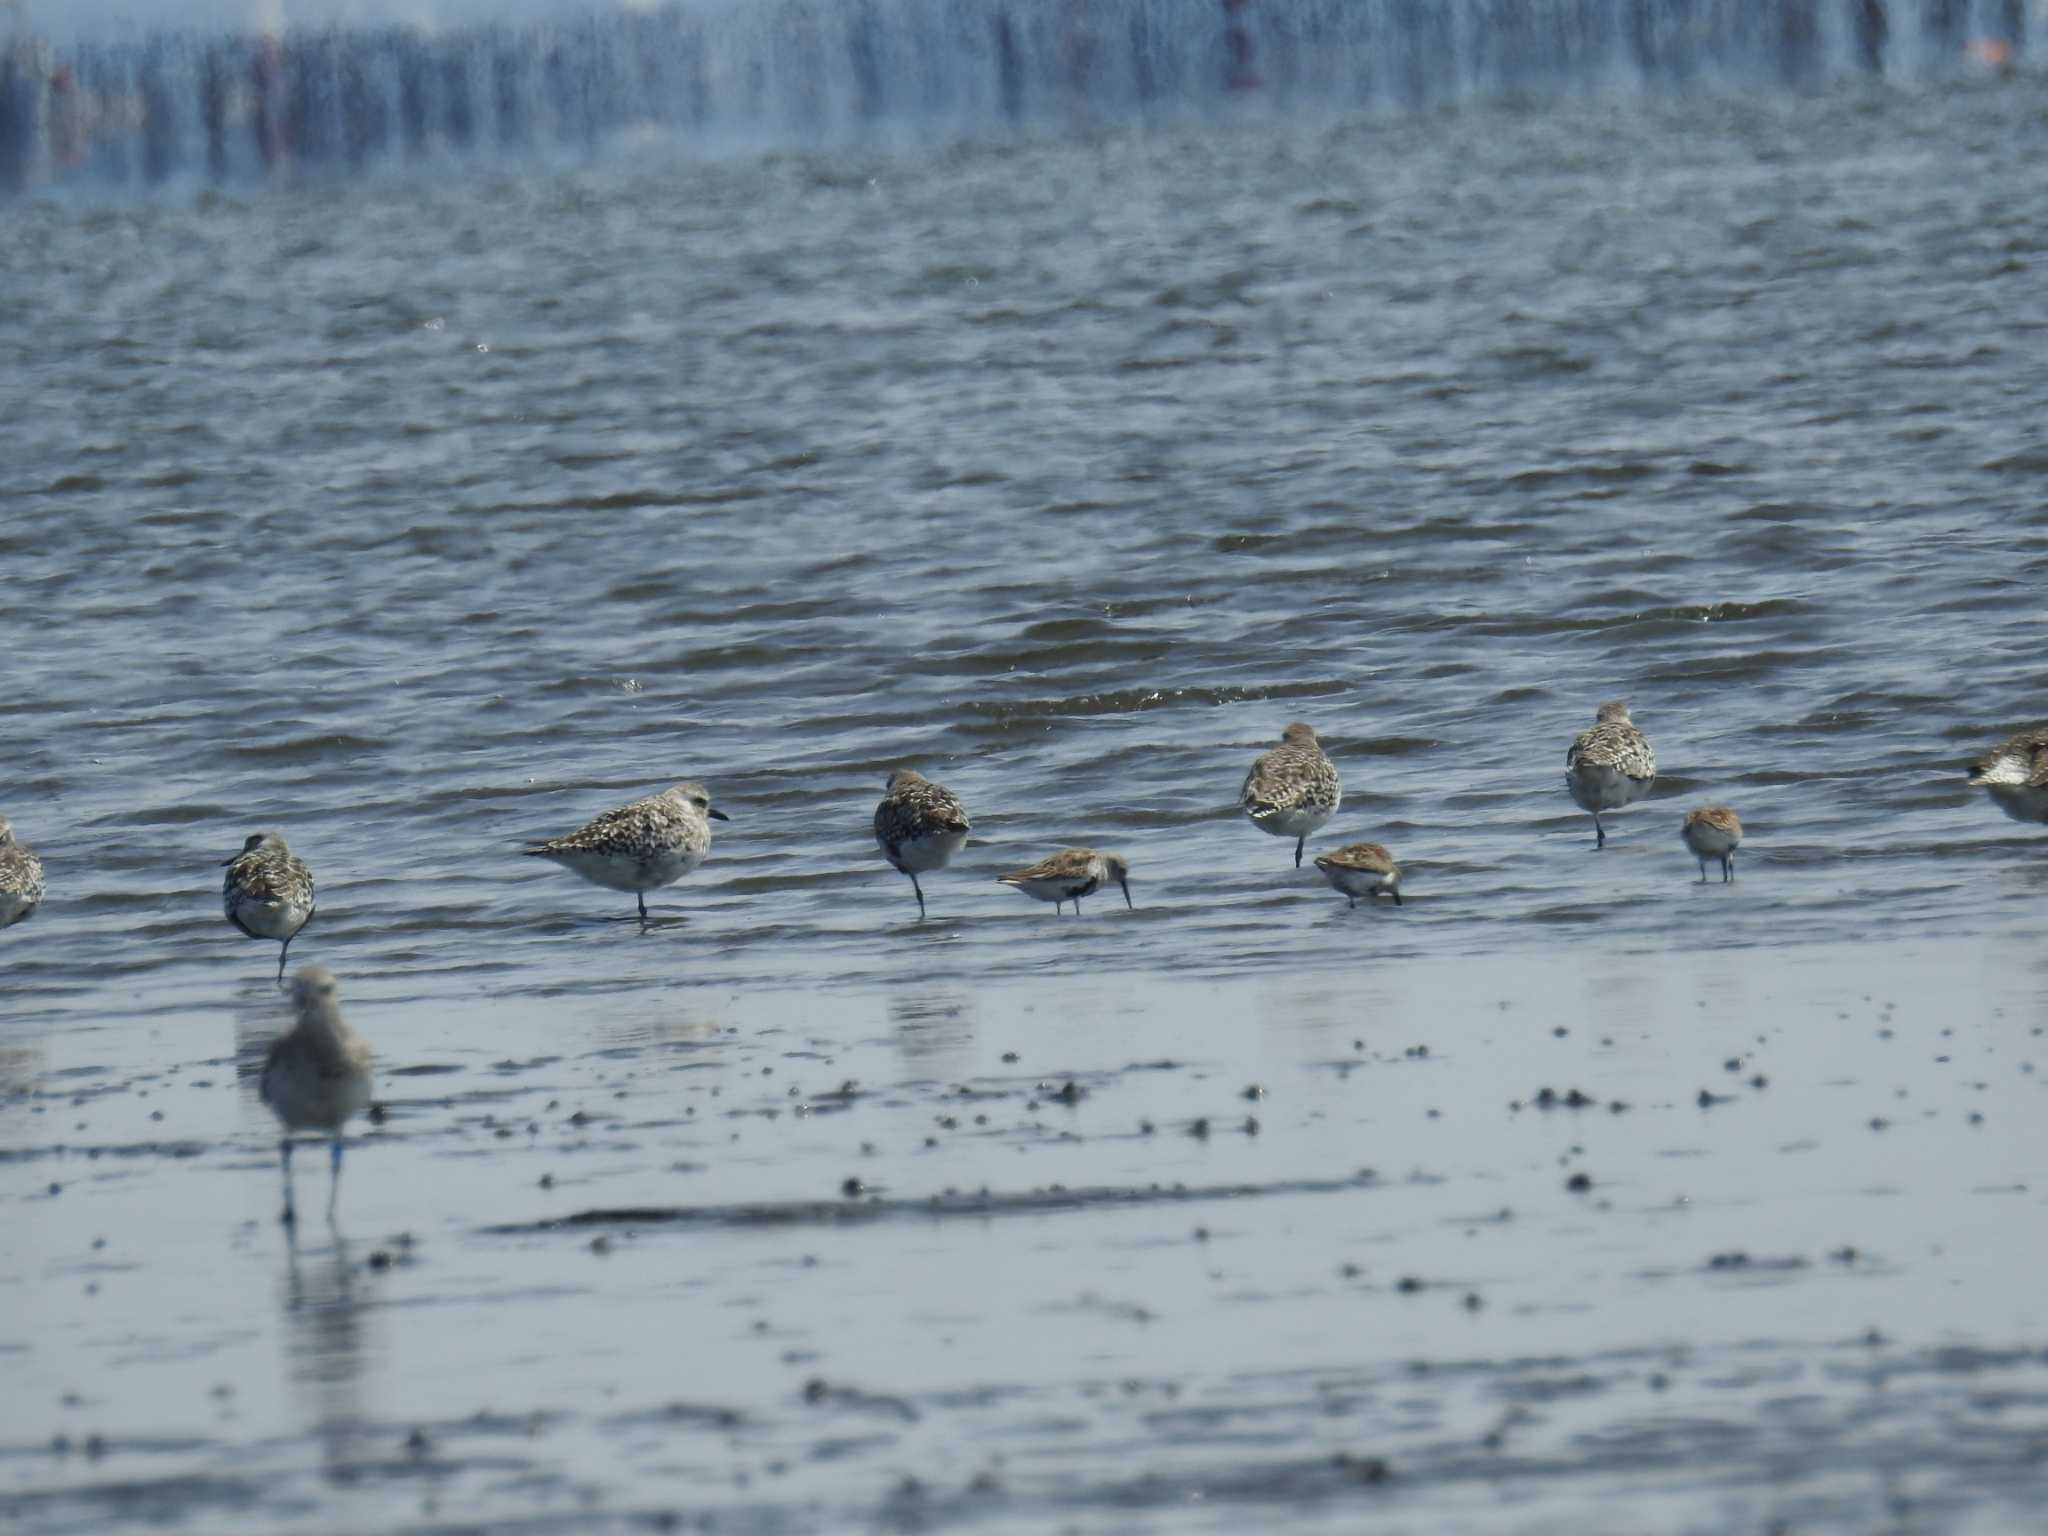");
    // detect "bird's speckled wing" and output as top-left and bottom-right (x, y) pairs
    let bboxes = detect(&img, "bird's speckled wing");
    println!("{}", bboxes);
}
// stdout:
(999, 848), (1095, 884)
(534, 796), (689, 857)
(225, 850), (314, 908)
(1568, 723), (1654, 778)
(875, 780), (970, 853)
(1242, 744), (1339, 813)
